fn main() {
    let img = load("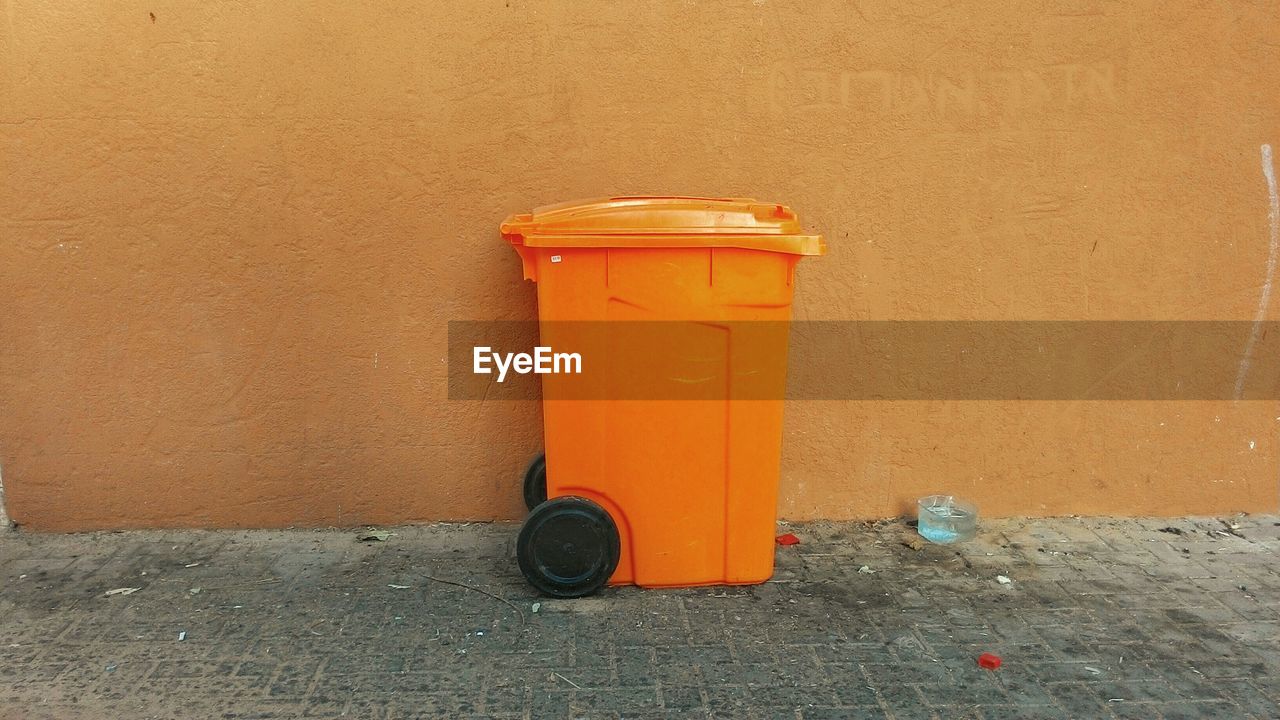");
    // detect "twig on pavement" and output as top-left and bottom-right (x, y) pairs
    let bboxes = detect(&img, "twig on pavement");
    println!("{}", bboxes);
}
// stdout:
(425, 574), (526, 627)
